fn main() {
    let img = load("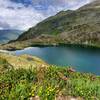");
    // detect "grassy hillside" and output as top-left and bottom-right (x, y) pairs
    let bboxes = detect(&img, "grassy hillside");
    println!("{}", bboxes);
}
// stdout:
(16, 0), (100, 43)
(0, 53), (100, 100)
(17, 4), (100, 42)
